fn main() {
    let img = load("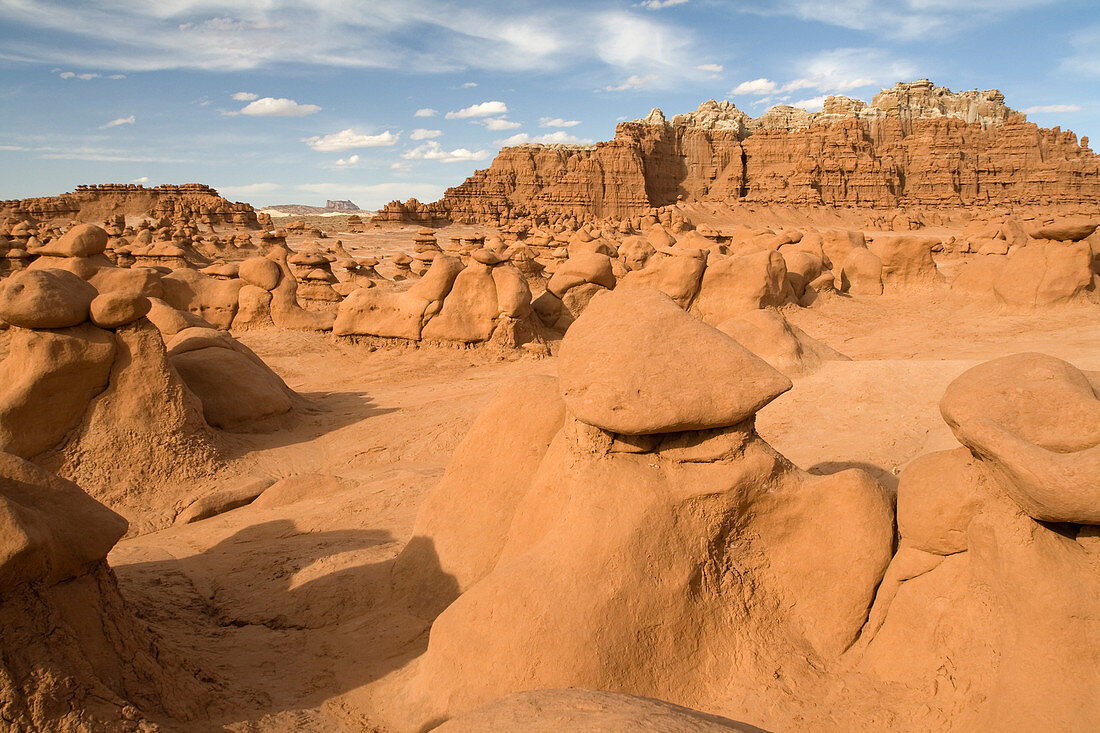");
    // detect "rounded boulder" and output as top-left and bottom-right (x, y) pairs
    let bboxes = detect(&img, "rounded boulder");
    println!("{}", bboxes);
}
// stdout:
(0, 268), (98, 329)
(89, 291), (153, 329)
